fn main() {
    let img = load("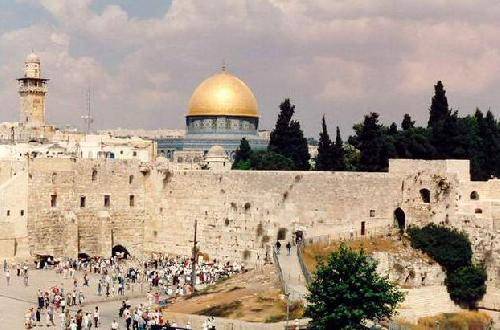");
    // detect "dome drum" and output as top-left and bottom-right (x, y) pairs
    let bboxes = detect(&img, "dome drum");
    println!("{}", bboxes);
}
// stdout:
(186, 115), (258, 135)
